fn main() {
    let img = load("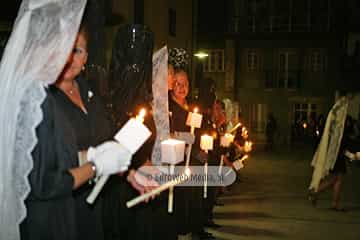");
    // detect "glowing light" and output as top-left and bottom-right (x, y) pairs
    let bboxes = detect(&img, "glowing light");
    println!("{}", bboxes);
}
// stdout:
(194, 52), (209, 59)
(136, 108), (146, 123)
